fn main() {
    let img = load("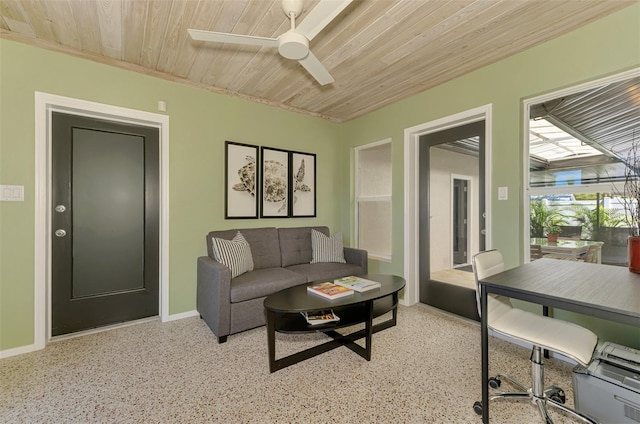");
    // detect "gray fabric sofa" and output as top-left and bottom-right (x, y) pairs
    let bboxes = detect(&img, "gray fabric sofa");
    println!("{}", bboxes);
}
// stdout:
(197, 226), (368, 343)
